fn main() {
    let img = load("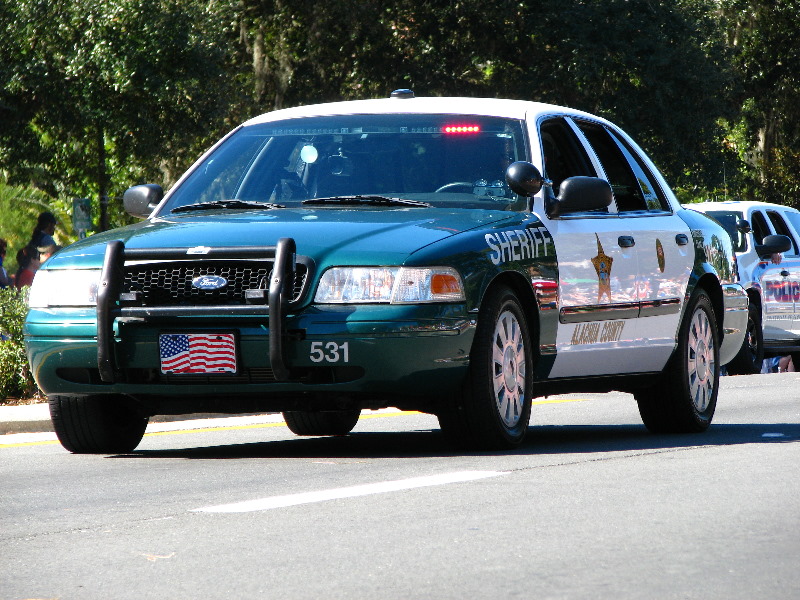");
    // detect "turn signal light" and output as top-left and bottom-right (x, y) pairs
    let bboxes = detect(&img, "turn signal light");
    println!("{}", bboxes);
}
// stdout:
(431, 273), (461, 295)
